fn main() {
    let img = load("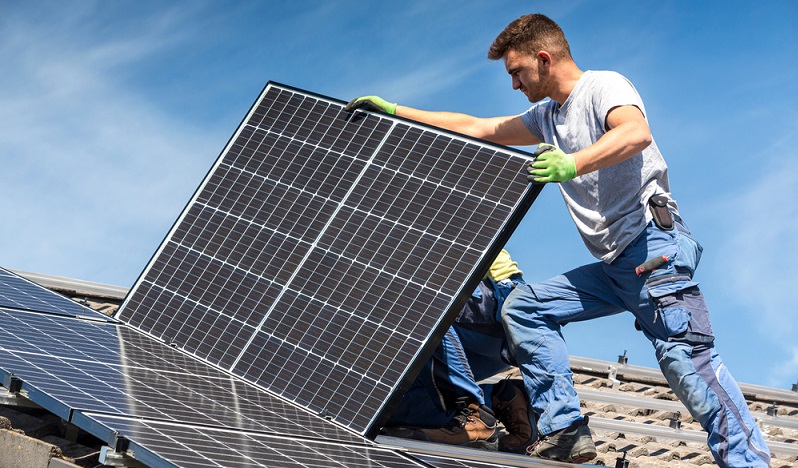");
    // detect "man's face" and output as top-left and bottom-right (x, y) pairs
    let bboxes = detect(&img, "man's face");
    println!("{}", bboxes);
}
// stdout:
(504, 49), (547, 103)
